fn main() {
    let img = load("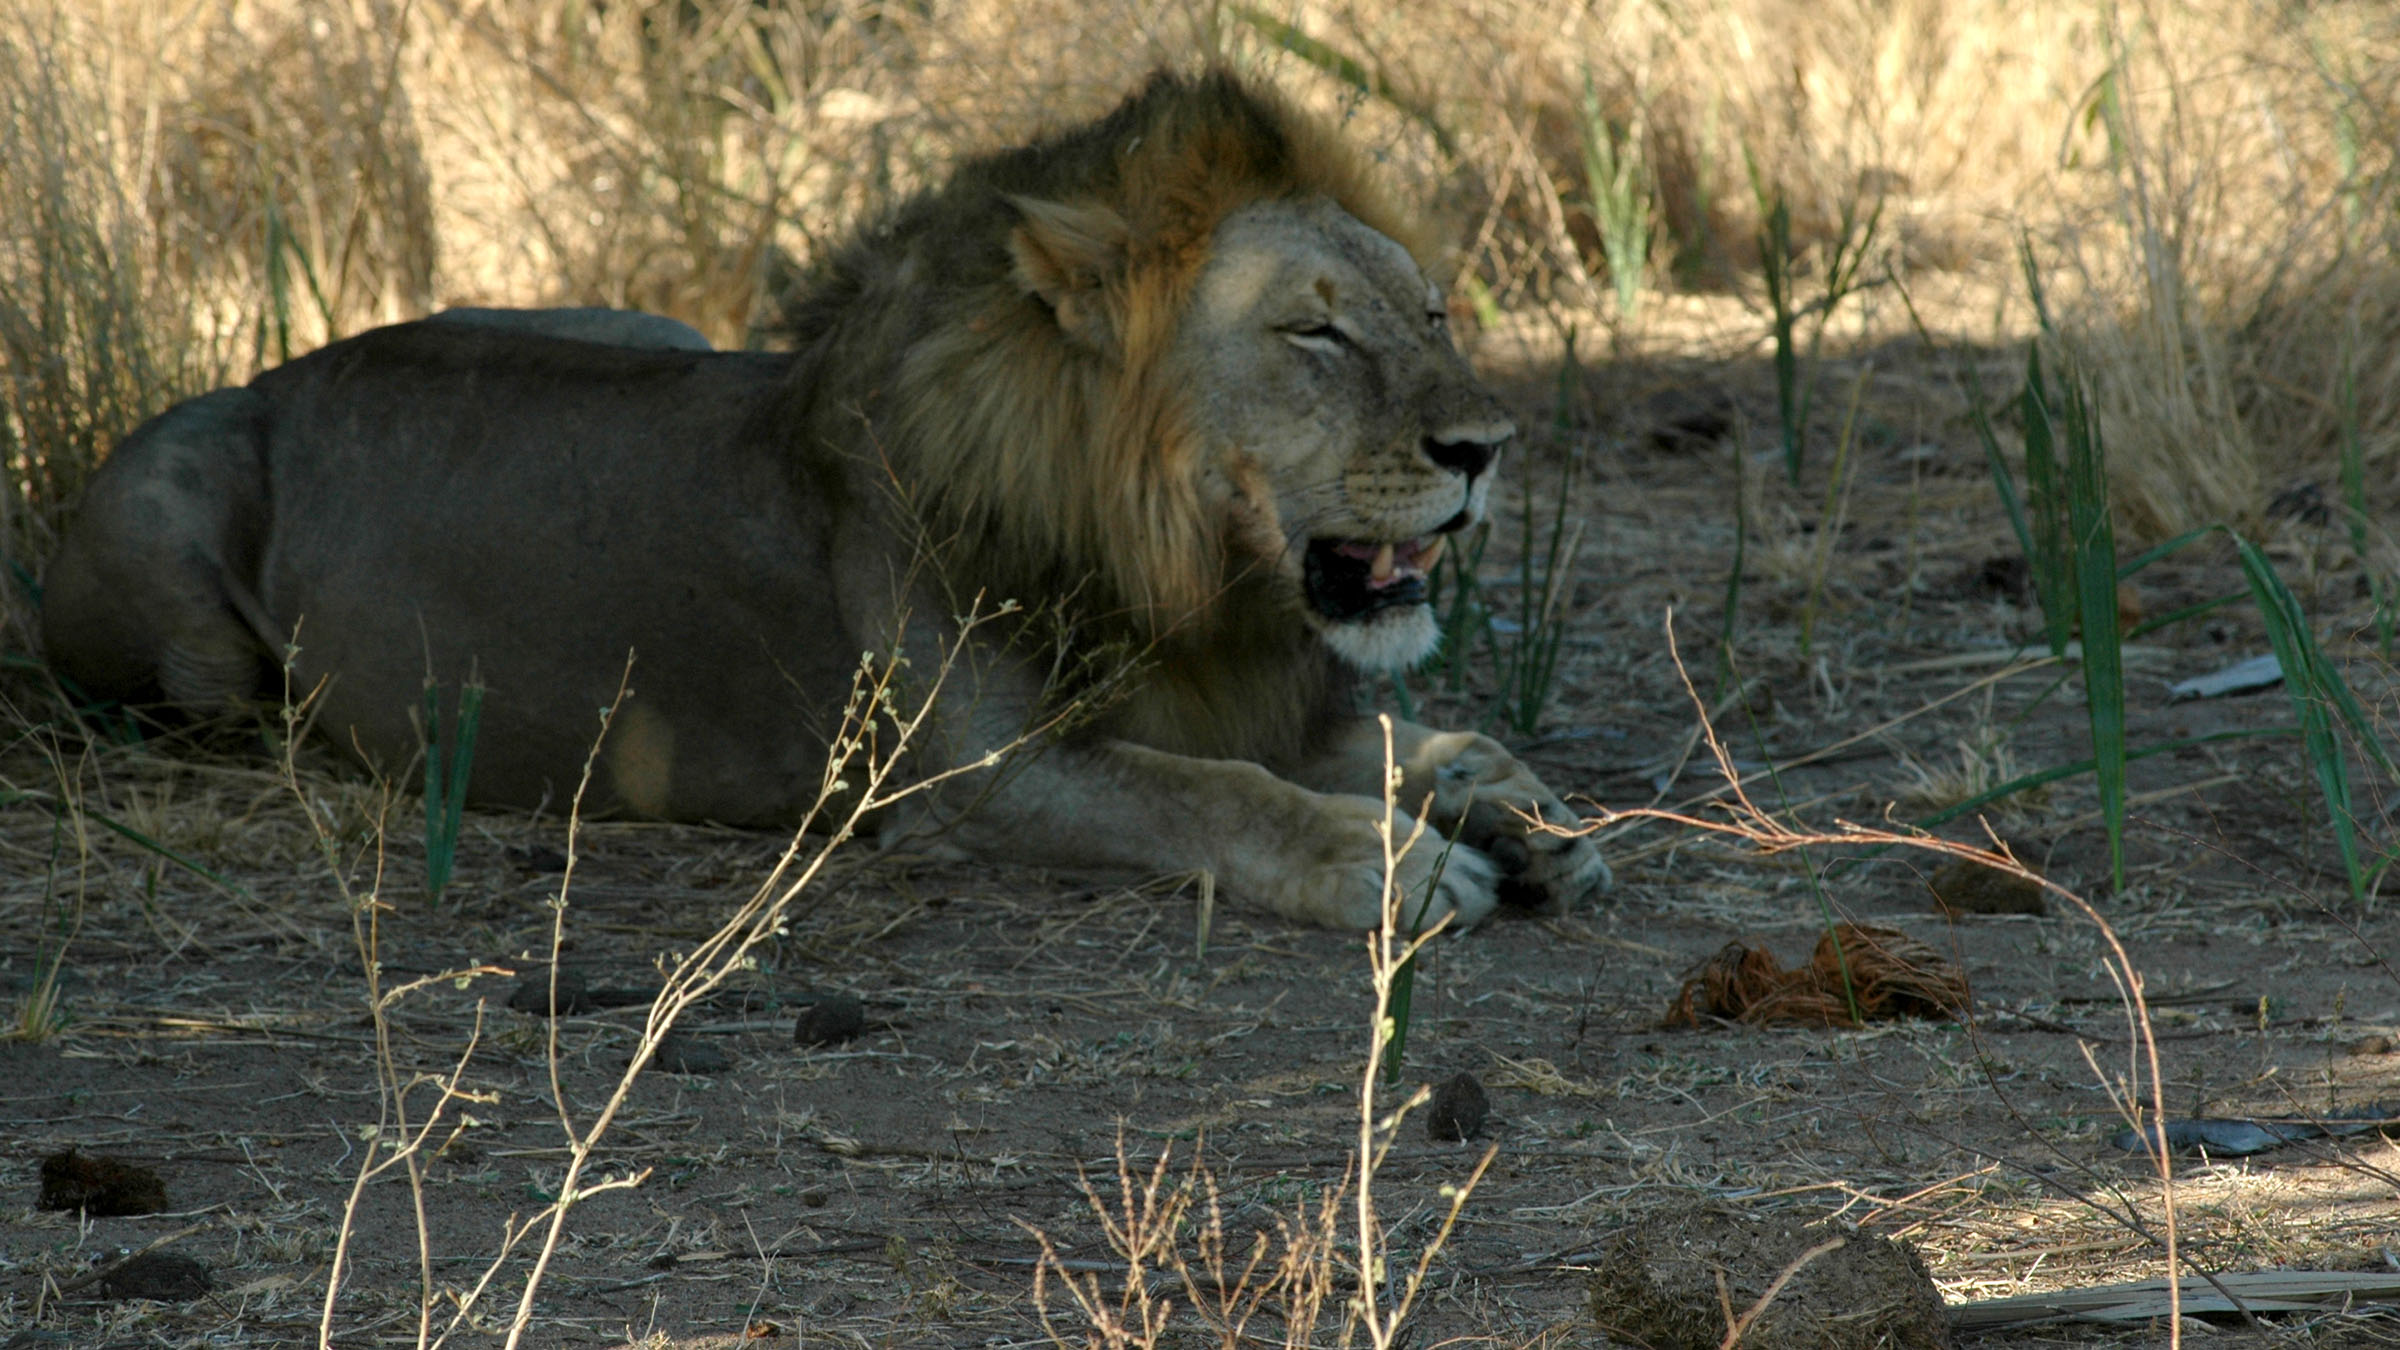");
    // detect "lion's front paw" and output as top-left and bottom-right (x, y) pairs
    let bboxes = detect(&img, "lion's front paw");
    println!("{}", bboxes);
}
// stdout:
(1263, 797), (1502, 931)
(1486, 822), (1610, 915)
(1287, 841), (1502, 932)
(1422, 733), (1611, 915)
